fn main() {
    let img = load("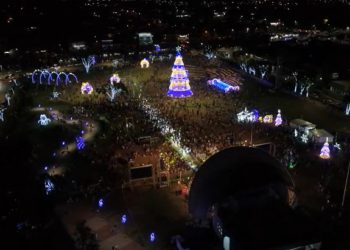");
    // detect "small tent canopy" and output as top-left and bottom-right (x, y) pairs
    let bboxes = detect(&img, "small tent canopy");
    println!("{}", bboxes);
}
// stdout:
(289, 119), (316, 132)
(311, 129), (334, 144)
